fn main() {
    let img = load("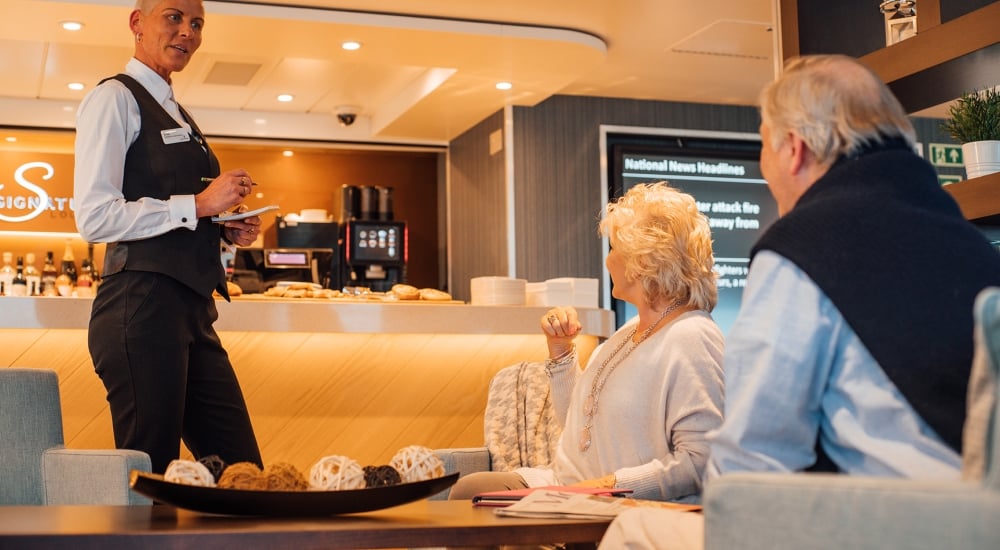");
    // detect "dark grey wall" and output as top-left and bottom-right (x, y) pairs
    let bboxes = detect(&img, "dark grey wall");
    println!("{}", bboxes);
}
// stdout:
(511, 95), (761, 285)
(446, 96), (954, 302)
(447, 96), (761, 301)
(448, 109), (507, 298)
